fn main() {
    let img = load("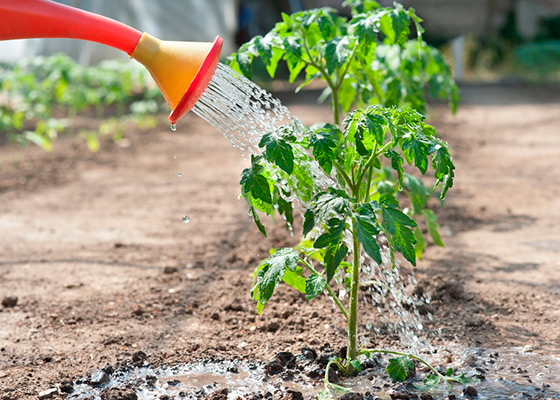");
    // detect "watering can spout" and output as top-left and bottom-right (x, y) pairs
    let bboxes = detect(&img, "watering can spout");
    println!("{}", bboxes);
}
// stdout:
(0, 0), (223, 123)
